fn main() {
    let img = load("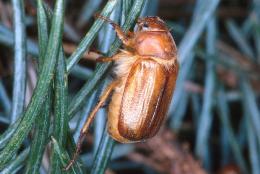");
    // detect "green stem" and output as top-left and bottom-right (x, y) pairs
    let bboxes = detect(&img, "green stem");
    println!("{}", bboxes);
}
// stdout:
(25, 1), (51, 173)
(0, 0), (65, 169)
(50, 49), (69, 174)
(91, 131), (115, 174)
(2, 148), (30, 174)
(10, 0), (27, 123)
